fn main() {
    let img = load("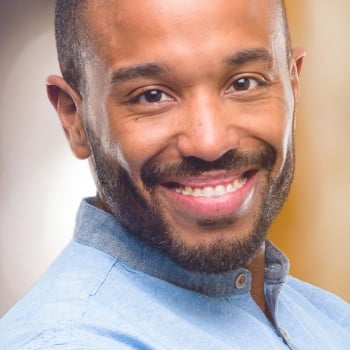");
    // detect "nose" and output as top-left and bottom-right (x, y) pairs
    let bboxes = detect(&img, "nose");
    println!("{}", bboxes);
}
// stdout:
(176, 96), (240, 162)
